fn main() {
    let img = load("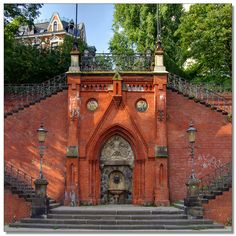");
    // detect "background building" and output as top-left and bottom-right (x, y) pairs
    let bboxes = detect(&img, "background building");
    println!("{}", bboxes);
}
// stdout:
(15, 12), (86, 49)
